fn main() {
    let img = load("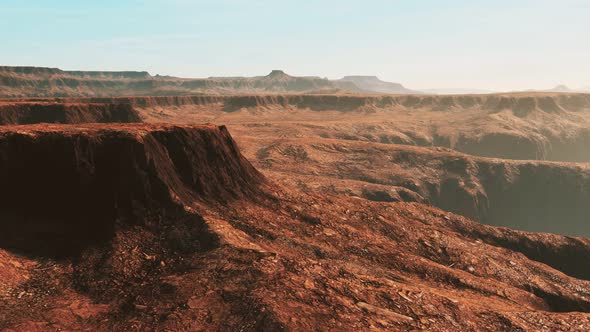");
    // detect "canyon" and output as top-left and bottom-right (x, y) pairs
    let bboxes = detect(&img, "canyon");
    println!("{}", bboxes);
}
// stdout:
(2, 73), (590, 330)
